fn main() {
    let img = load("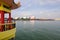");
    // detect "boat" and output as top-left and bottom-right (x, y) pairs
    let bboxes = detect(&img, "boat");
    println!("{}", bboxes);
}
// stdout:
(0, 0), (21, 40)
